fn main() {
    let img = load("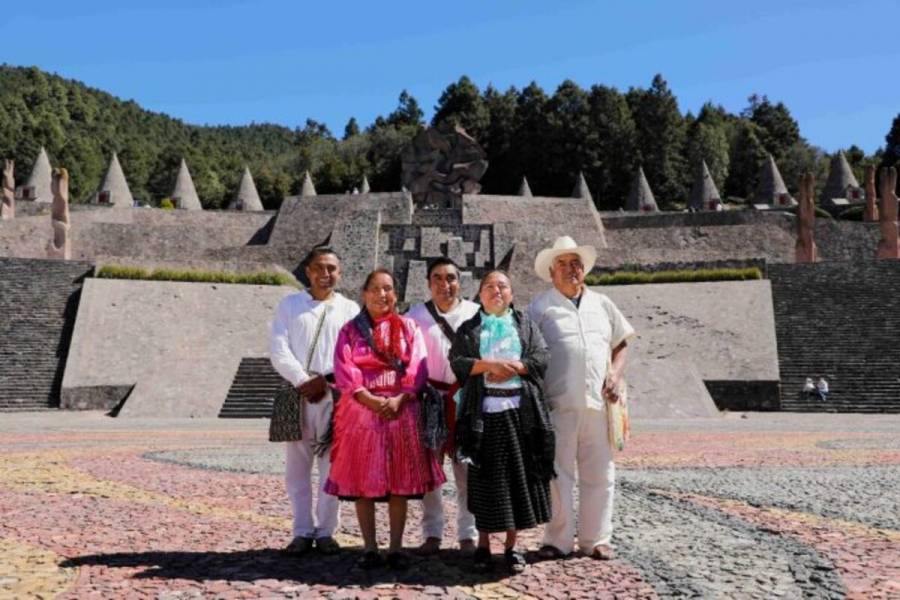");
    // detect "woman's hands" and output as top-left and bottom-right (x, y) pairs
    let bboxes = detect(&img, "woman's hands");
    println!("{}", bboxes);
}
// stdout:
(354, 390), (406, 419)
(485, 359), (526, 383)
